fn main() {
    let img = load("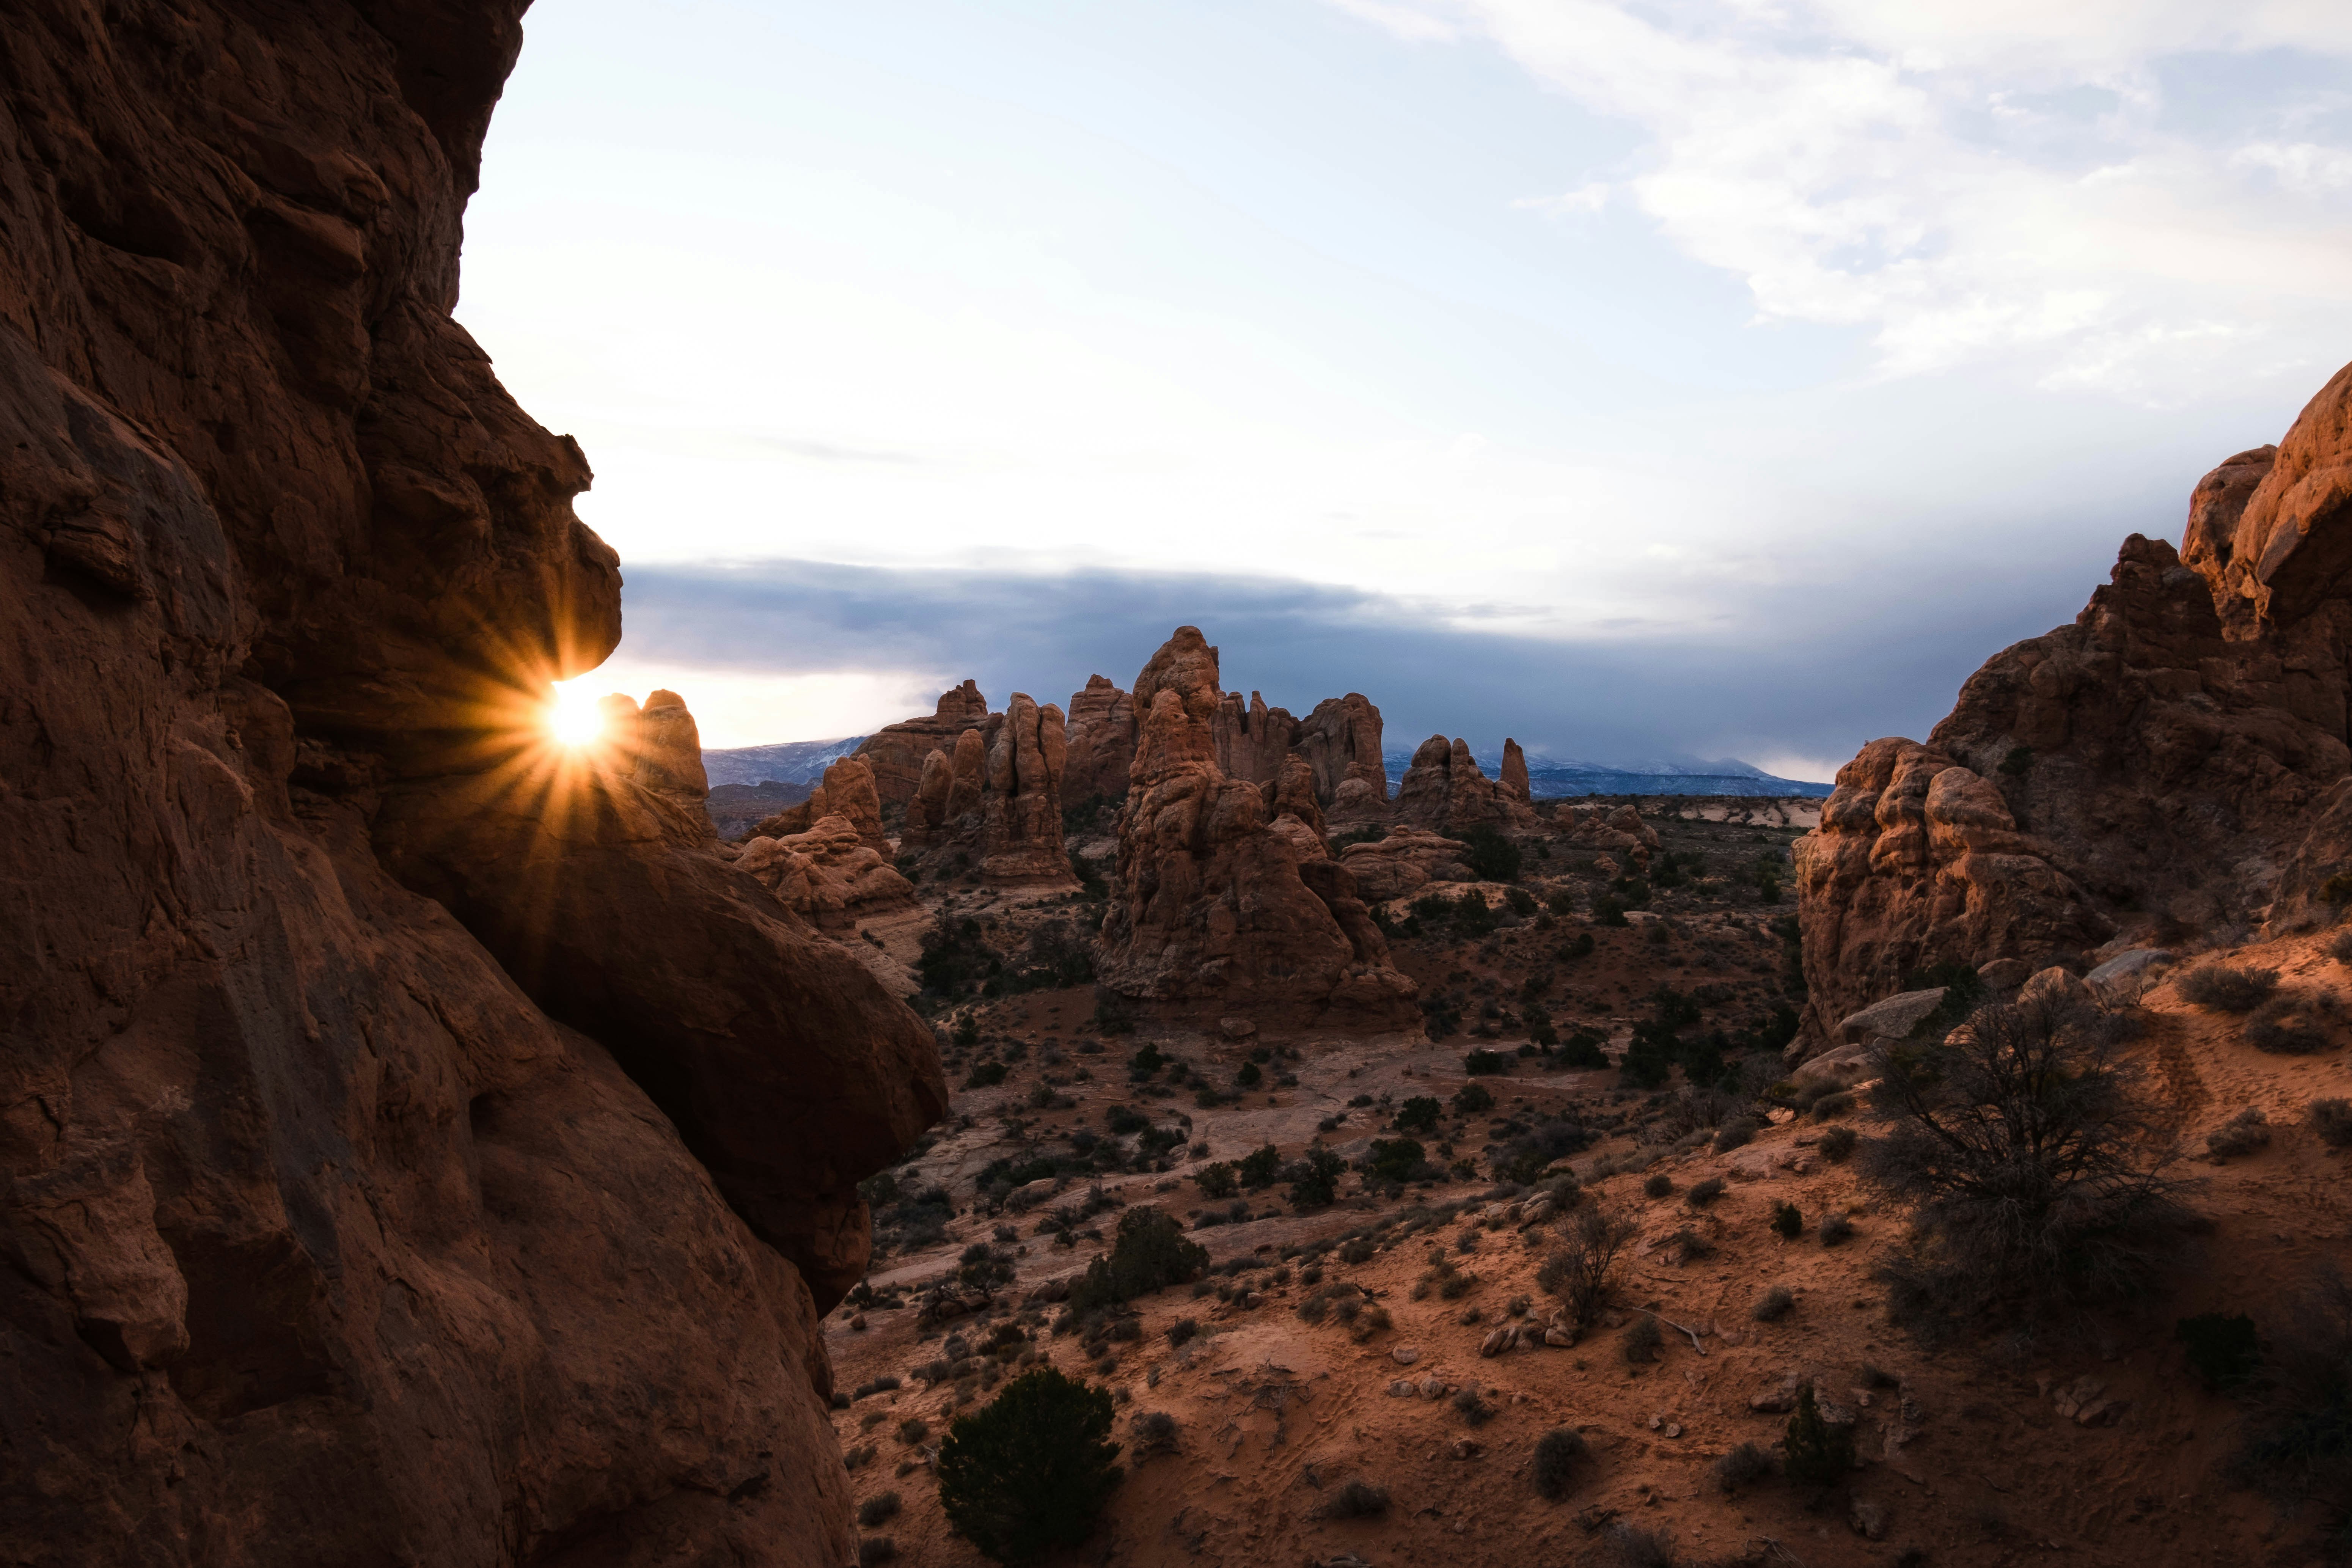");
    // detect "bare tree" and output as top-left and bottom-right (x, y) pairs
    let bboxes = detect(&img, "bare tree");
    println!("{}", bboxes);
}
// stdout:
(1538, 1204), (1638, 1328)
(1860, 989), (2193, 1335)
